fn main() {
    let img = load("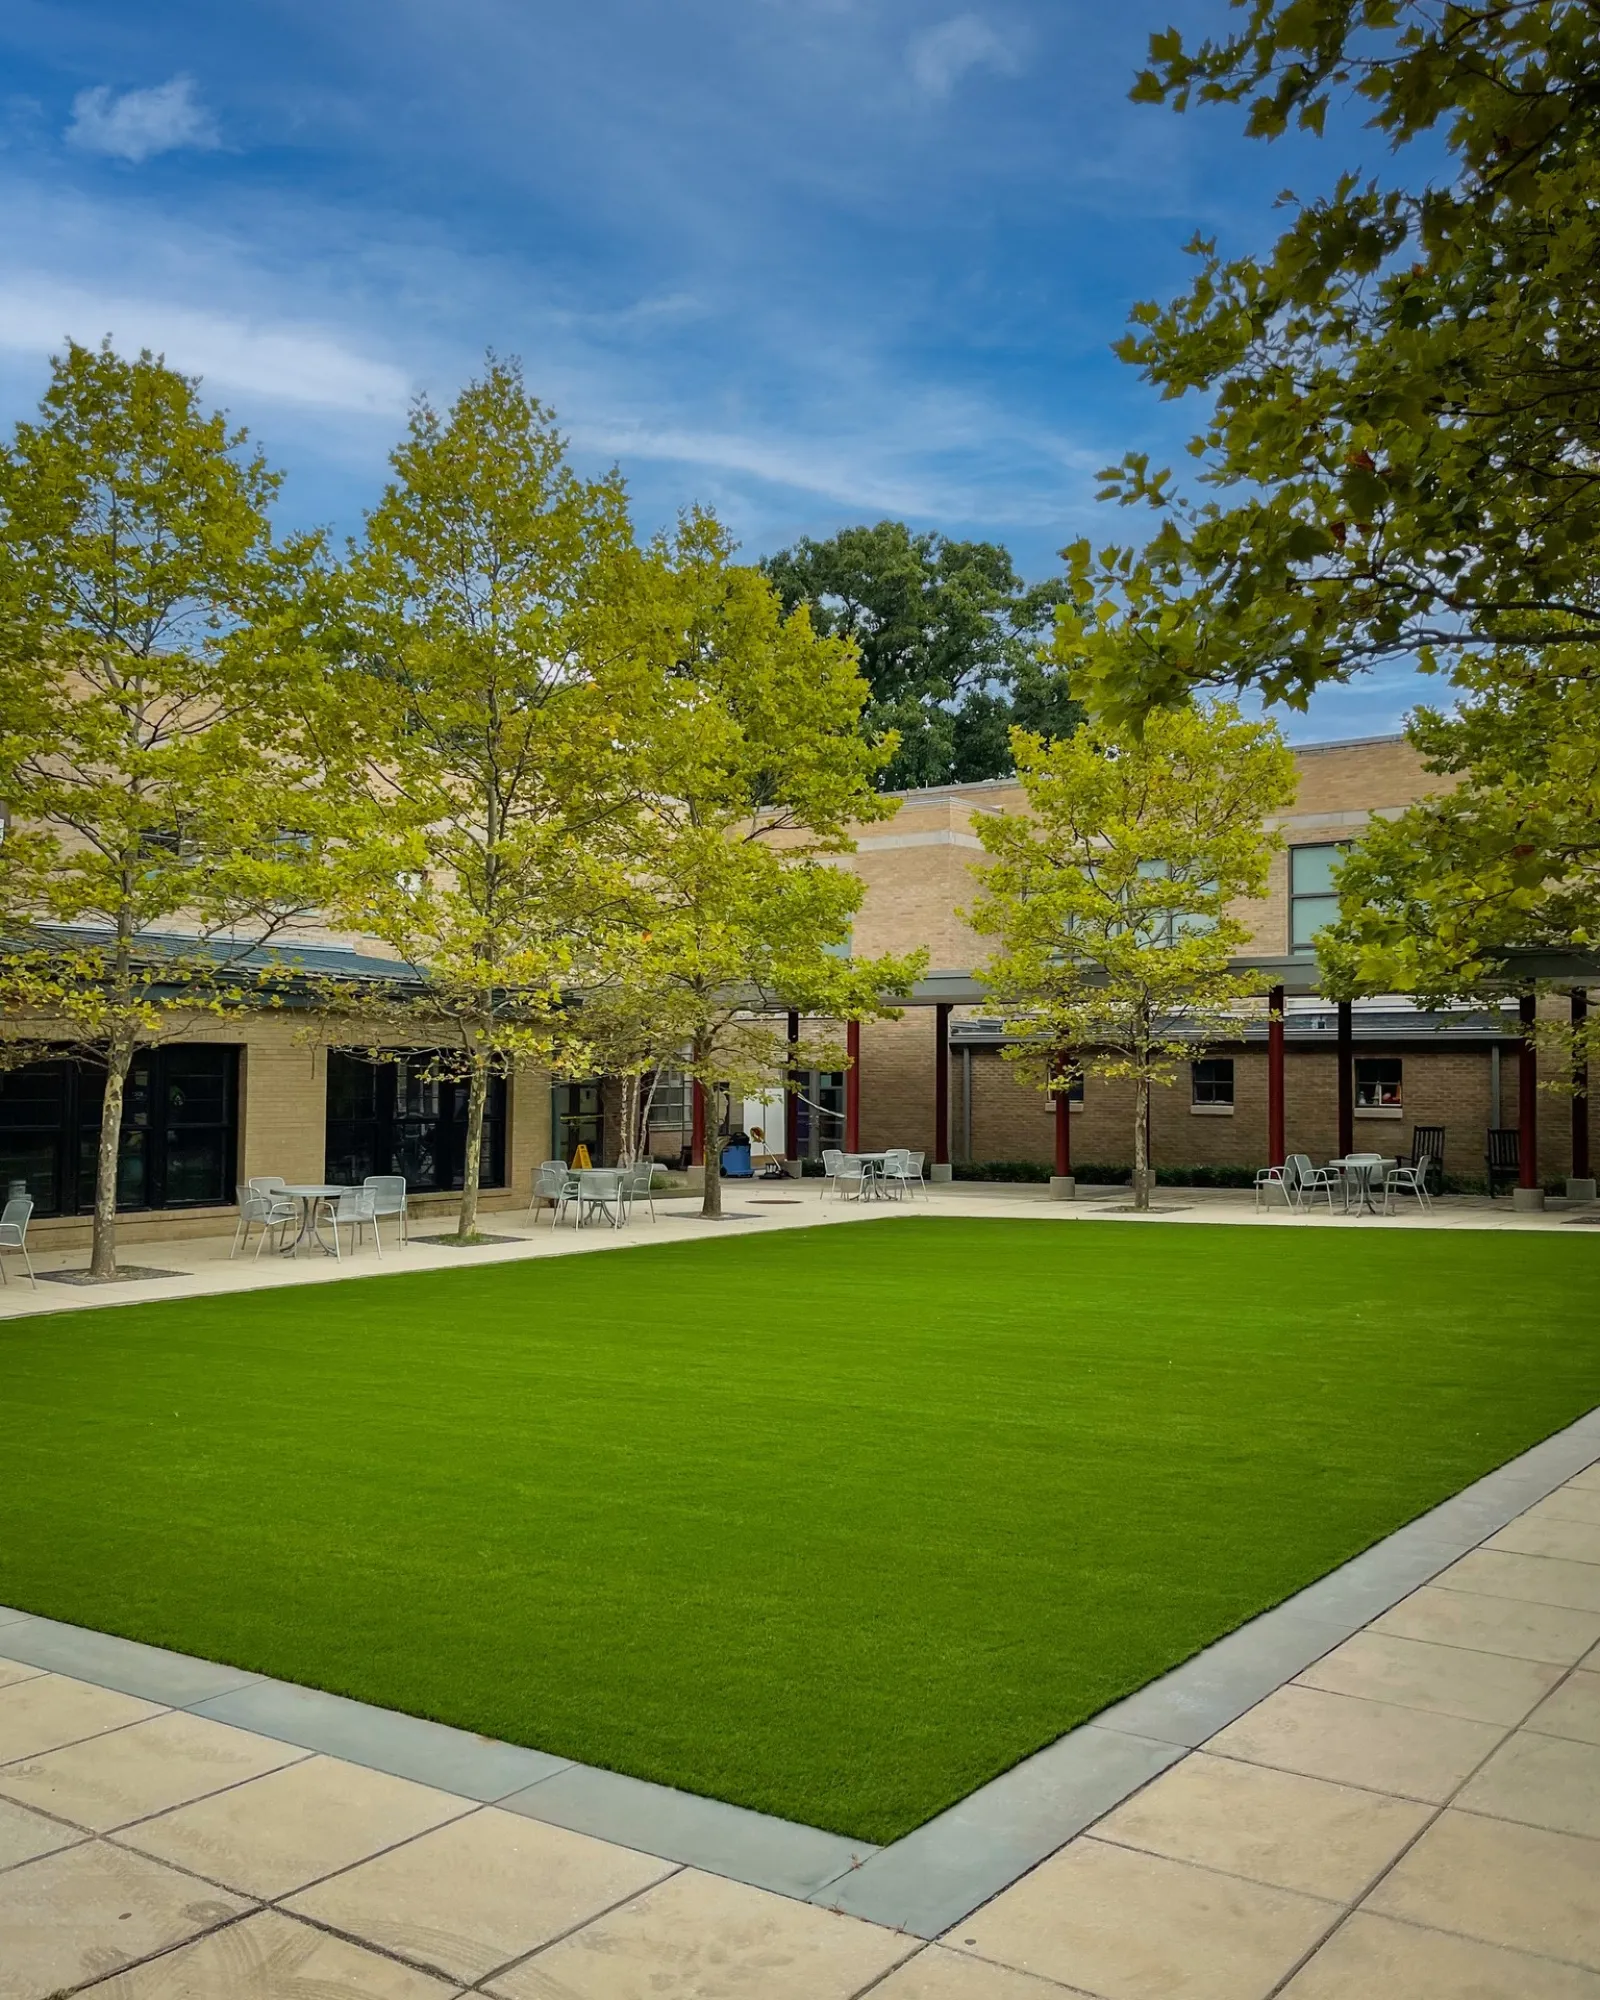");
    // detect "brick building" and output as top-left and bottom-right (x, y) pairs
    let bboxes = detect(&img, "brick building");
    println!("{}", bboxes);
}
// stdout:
(2, 731), (1591, 1245)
